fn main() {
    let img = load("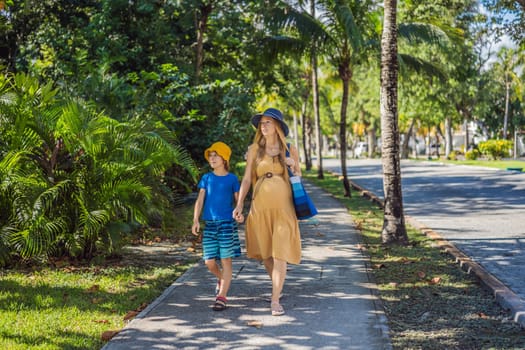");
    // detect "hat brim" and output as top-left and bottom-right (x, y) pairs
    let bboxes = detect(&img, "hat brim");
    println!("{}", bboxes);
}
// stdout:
(251, 114), (289, 137)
